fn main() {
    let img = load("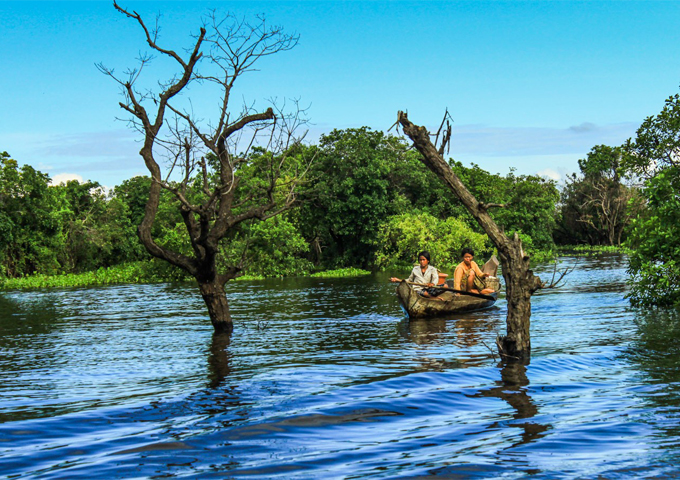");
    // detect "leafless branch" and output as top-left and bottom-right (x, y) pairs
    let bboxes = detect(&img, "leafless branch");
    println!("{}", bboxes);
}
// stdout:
(481, 339), (498, 362)
(433, 108), (454, 156)
(540, 261), (577, 289)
